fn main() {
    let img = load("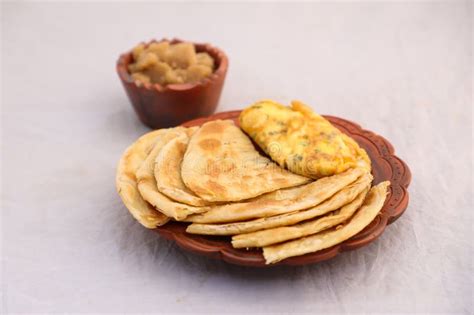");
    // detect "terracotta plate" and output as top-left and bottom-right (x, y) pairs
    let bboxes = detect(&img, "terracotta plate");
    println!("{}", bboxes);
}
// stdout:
(153, 110), (411, 266)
